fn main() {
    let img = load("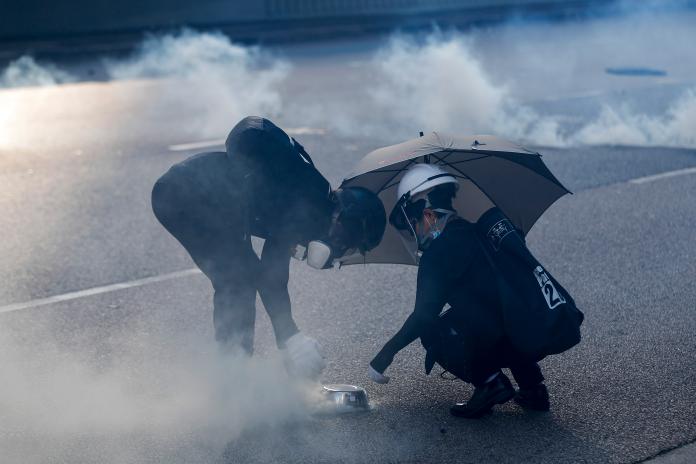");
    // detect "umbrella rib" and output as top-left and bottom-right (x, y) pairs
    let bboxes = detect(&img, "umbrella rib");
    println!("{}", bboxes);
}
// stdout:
(376, 158), (418, 194)
(434, 150), (456, 163)
(445, 161), (496, 206)
(444, 161), (530, 236)
(441, 154), (492, 165)
(450, 150), (570, 193)
(361, 168), (407, 174)
(372, 151), (489, 192)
